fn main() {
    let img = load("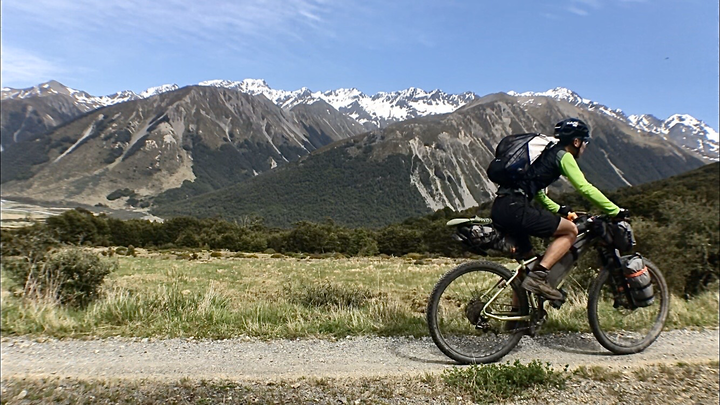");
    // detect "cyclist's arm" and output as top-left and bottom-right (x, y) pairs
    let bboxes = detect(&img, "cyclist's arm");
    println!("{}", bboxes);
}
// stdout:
(534, 190), (560, 213)
(559, 153), (620, 216)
